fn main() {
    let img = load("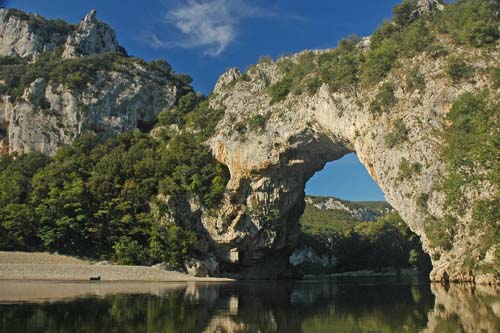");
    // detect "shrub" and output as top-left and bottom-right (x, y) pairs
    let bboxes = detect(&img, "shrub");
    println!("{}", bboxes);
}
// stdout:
(427, 44), (449, 59)
(248, 114), (268, 131)
(406, 67), (425, 93)
(384, 118), (409, 148)
(437, 0), (500, 47)
(424, 215), (456, 251)
(401, 19), (434, 55)
(0, 56), (22, 66)
(5, 9), (76, 43)
(445, 56), (475, 83)
(441, 90), (500, 272)
(361, 39), (399, 85)
(258, 56), (273, 64)
(305, 76), (322, 94)
(370, 82), (397, 114)
(441, 92), (495, 209)
(240, 73), (251, 82)
(113, 236), (147, 265)
(398, 158), (422, 180)
(267, 78), (292, 104)
(318, 47), (359, 92)
(370, 21), (400, 48)
(417, 193), (429, 210)
(491, 68), (500, 89)
(234, 122), (247, 134)
(392, 0), (418, 27)
(0, 49), (189, 101)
